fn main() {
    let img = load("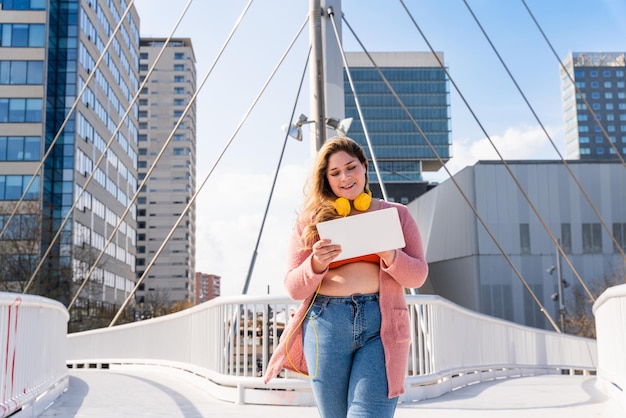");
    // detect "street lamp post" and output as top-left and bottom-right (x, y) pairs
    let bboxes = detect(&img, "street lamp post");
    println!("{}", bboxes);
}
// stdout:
(555, 240), (566, 330)
(547, 239), (566, 331)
